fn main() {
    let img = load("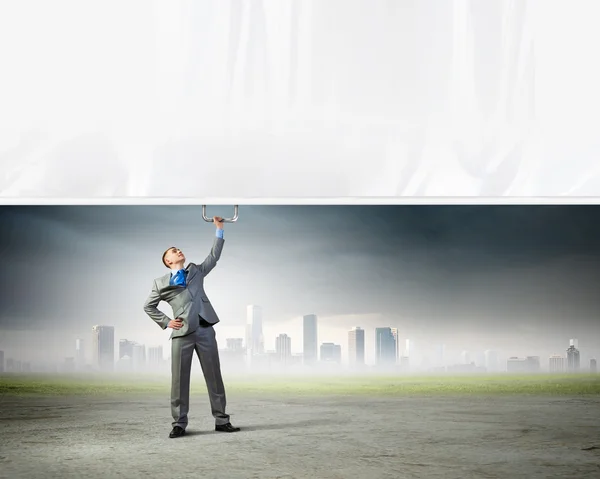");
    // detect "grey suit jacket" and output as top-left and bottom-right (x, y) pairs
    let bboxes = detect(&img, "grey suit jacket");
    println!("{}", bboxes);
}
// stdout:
(143, 237), (224, 339)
